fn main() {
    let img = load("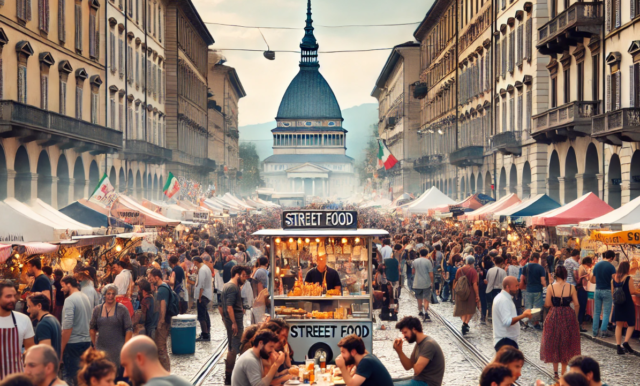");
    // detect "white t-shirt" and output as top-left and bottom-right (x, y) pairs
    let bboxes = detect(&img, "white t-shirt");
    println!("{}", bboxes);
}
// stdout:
(379, 245), (393, 260)
(0, 312), (35, 347)
(113, 269), (132, 295)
